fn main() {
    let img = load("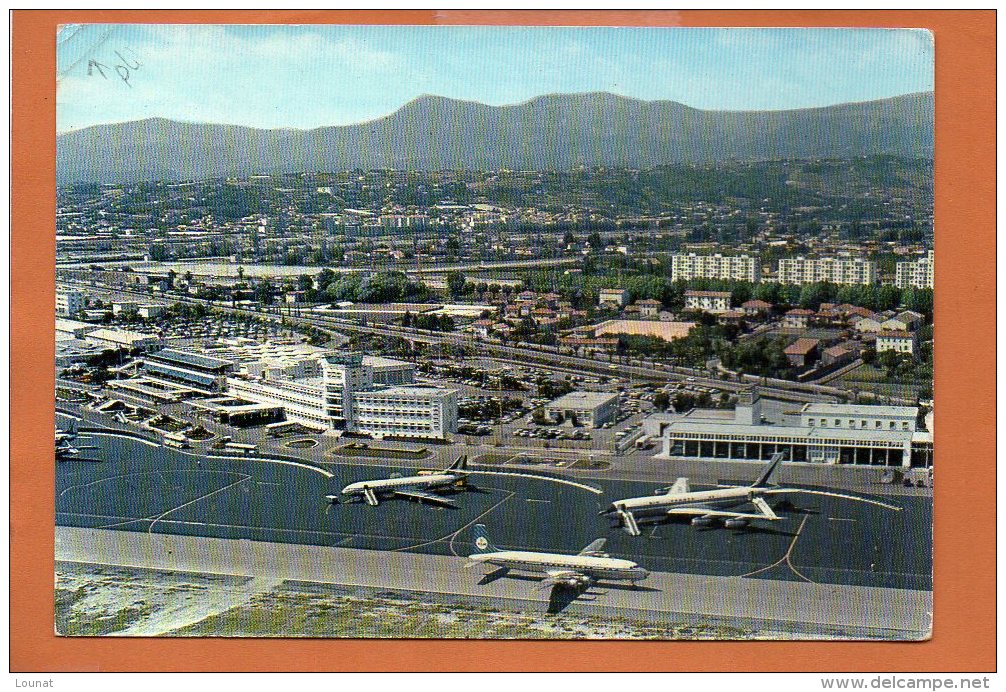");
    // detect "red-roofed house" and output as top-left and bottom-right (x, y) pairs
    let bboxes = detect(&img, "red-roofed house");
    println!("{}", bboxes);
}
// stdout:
(741, 299), (773, 317)
(784, 337), (821, 368)
(876, 331), (918, 357)
(636, 298), (663, 318)
(684, 290), (731, 313)
(783, 308), (814, 329)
